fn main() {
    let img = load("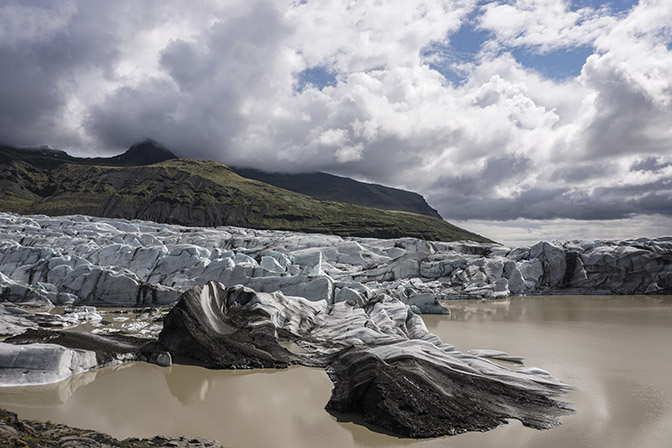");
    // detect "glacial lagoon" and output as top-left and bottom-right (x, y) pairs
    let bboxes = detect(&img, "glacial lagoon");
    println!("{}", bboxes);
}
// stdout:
(1, 295), (671, 448)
